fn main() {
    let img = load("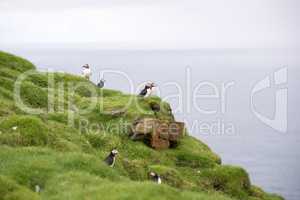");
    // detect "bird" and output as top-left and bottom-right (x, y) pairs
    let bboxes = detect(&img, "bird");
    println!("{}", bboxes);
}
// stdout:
(82, 64), (91, 80)
(149, 172), (162, 184)
(97, 78), (105, 88)
(139, 82), (155, 98)
(104, 148), (119, 167)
